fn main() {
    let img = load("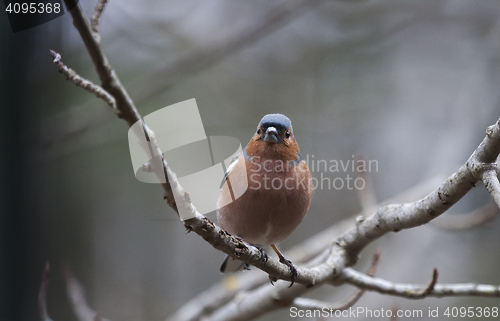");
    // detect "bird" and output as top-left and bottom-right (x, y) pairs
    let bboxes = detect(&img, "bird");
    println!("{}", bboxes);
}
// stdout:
(216, 113), (313, 286)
